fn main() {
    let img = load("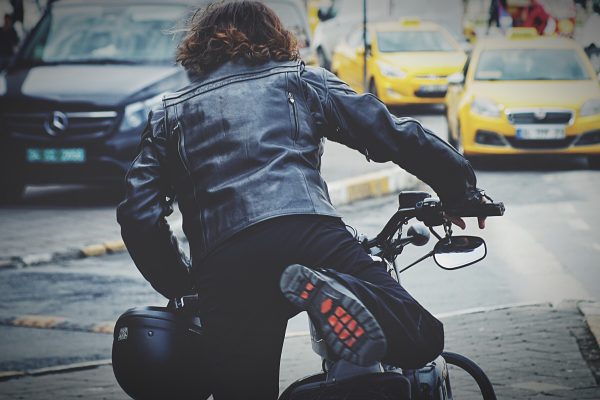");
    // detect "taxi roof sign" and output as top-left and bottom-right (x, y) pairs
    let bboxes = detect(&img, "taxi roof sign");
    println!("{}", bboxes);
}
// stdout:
(506, 27), (539, 39)
(399, 17), (421, 27)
